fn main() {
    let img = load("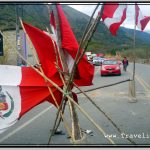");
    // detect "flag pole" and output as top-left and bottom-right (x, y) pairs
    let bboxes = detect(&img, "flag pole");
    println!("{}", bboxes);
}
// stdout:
(76, 4), (104, 64)
(52, 5), (83, 142)
(19, 18), (75, 142)
(52, 4), (103, 142)
(128, 4), (137, 102)
(133, 4), (136, 80)
(45, 26), (74, 143)
(46, 6), (78, 142)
